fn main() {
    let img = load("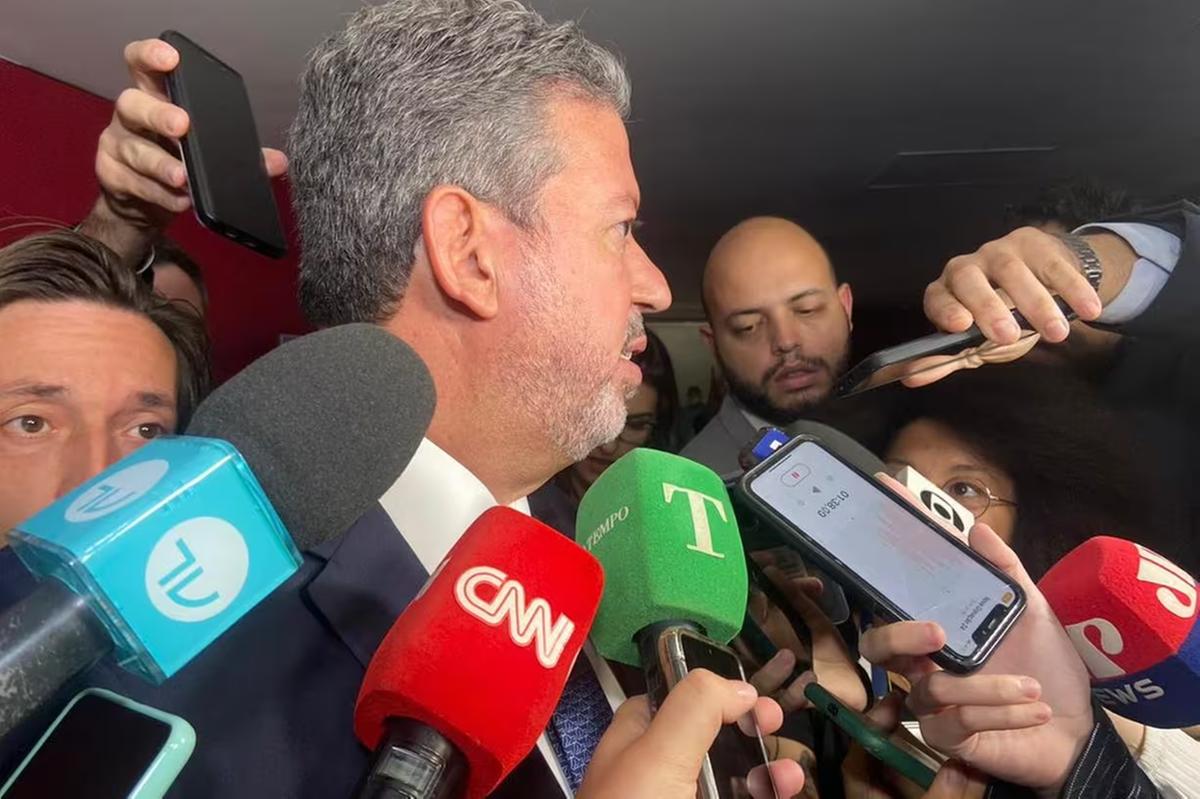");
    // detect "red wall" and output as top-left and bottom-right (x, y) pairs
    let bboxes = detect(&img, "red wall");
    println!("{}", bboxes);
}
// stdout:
(0, 59), (310, 382)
